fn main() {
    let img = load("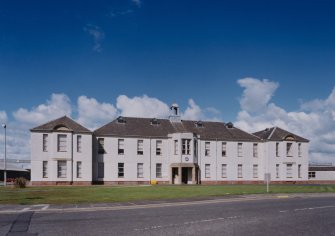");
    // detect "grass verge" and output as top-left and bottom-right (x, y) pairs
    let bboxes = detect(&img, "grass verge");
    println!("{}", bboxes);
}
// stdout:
(0, 184), (334, 205)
